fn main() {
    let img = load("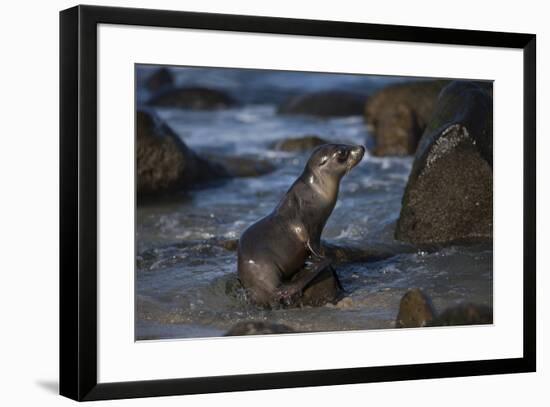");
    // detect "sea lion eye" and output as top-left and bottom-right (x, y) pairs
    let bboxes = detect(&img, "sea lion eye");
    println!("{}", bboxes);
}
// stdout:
(336, 149), (348, 163)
